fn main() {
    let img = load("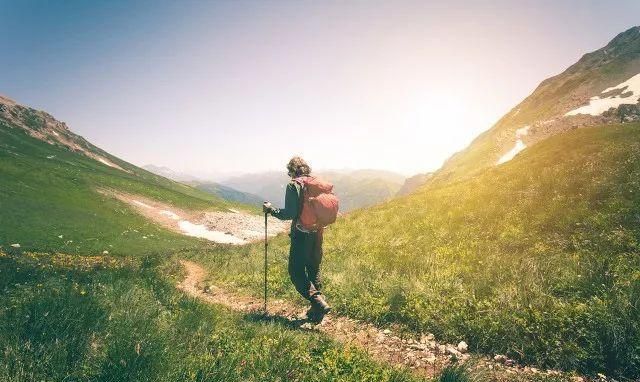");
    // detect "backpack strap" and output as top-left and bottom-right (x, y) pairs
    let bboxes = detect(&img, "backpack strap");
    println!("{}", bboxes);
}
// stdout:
(293, 177), (306, 220)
